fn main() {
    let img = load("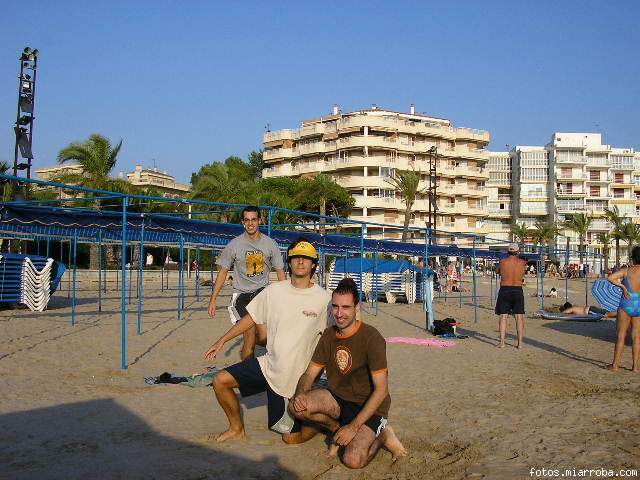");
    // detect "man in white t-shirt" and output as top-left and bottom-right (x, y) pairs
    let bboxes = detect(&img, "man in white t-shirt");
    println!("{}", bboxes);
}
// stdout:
(204, 237), (331, 444)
